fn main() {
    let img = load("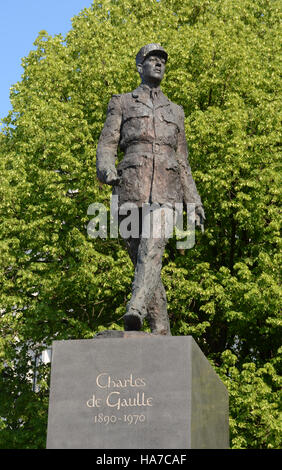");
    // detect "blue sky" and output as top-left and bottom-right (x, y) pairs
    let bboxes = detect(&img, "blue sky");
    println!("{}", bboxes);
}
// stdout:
(0, 0), (93, 121)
